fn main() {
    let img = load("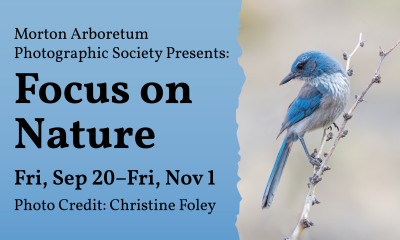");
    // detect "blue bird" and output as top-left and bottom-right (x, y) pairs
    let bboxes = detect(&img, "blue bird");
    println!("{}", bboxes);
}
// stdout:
(262, 51), (350, 209)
